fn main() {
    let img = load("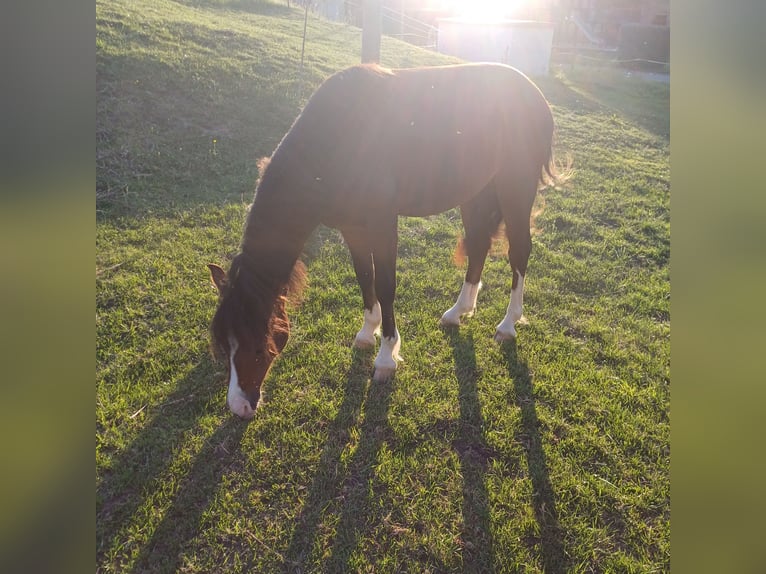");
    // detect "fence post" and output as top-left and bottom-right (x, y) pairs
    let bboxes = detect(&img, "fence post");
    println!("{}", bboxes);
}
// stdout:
(298, 1), (310, 100)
